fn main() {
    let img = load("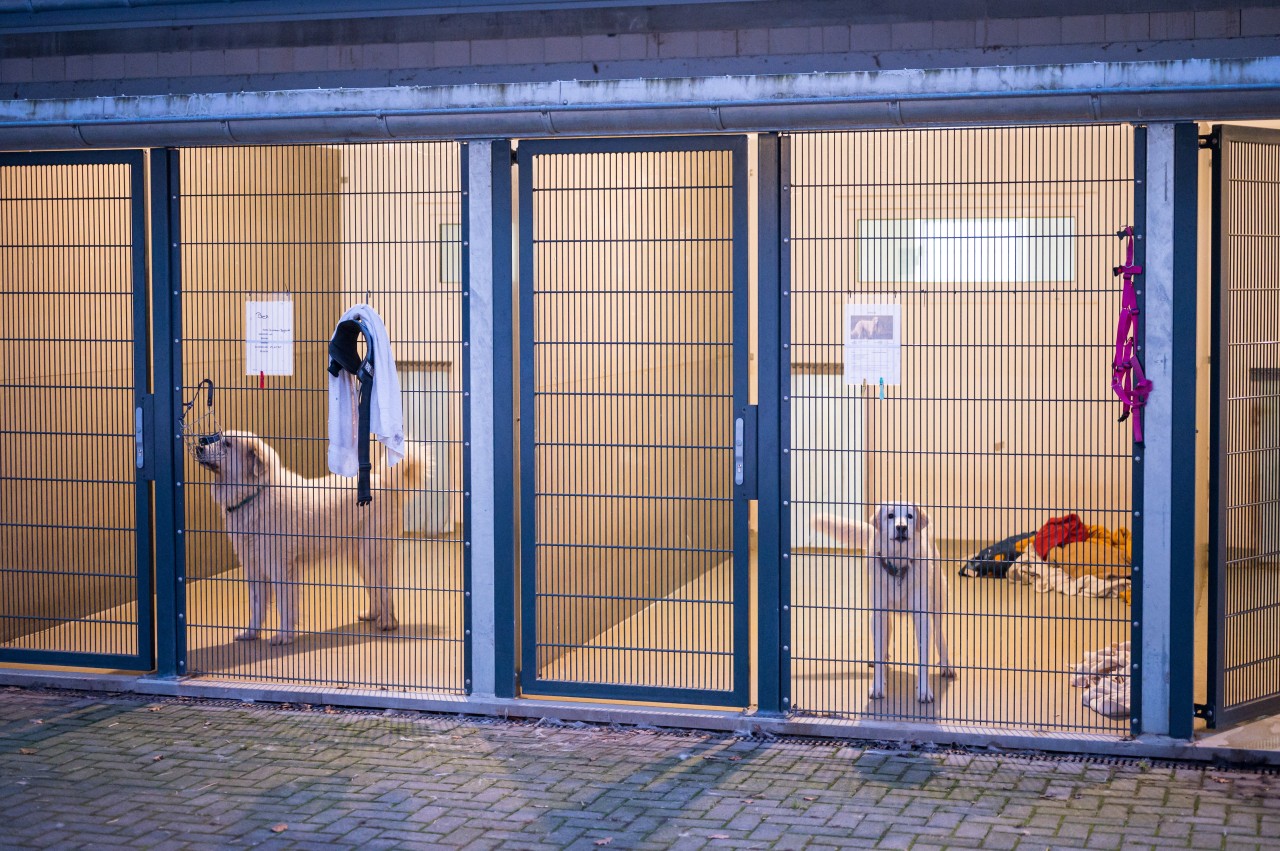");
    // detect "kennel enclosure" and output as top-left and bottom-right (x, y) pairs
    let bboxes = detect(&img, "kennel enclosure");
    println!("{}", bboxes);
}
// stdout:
(0, 121), (1267, 747)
